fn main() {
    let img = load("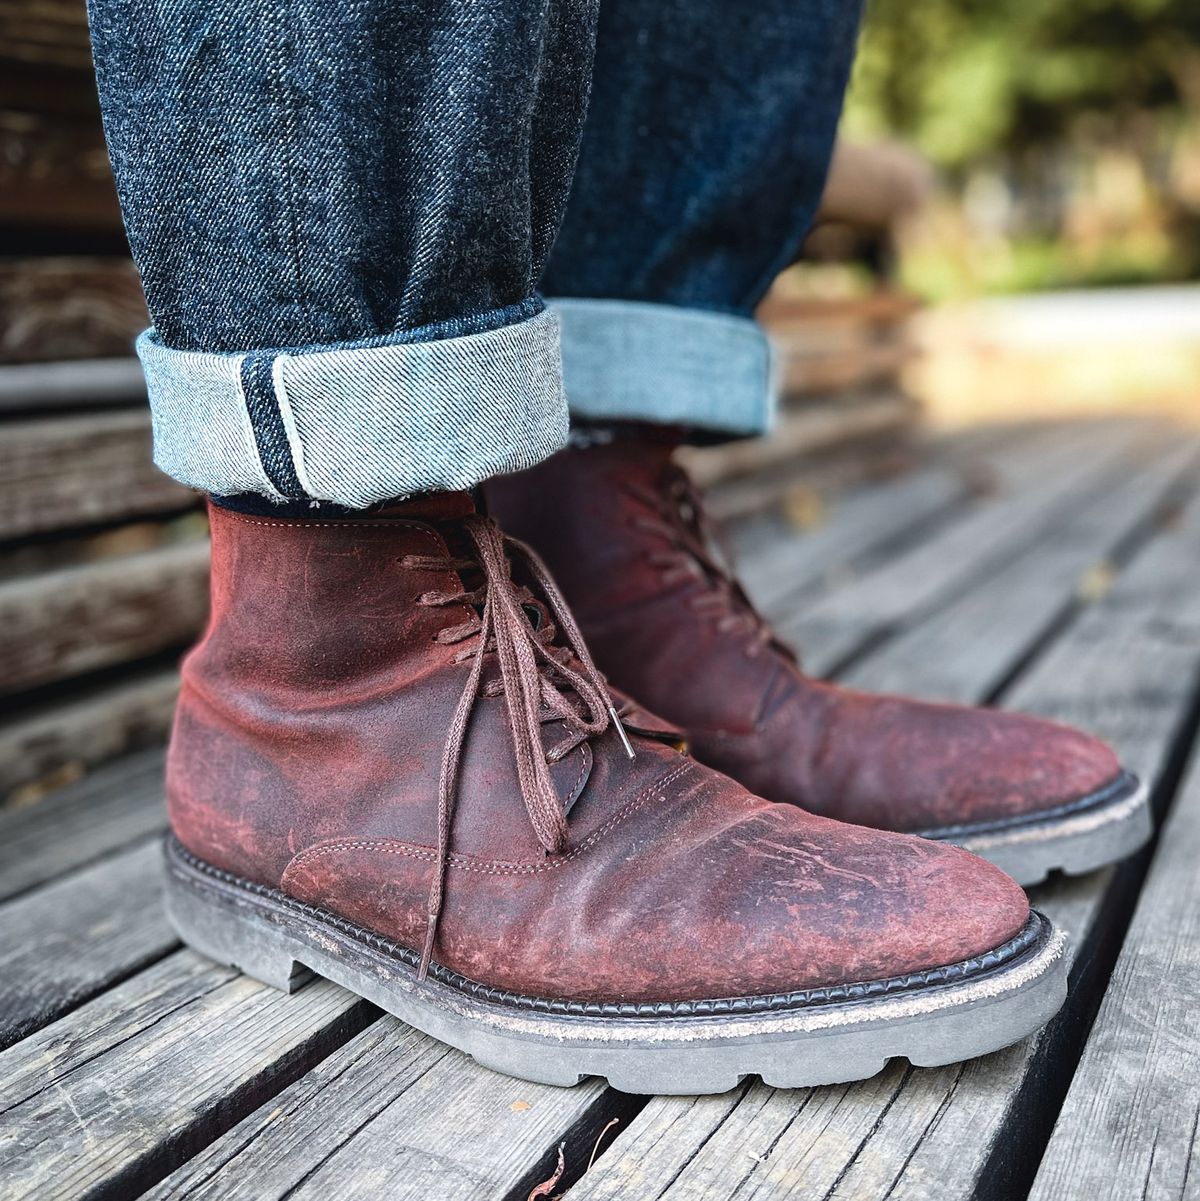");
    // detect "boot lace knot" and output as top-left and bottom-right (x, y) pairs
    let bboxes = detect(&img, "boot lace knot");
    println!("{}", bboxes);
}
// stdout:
(400, 513), (633, 979)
